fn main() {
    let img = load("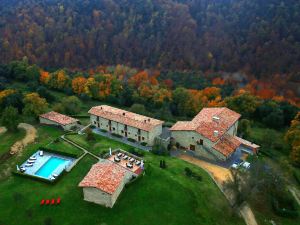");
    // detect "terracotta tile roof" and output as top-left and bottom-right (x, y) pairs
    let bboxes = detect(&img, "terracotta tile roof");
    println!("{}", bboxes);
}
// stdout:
(212, 134), (241, 157)
(88, 105), (164, 131)
(78, 161), (127, 195)
(234, 136), (260, 149)
(170, 107), (241, 142)
(39, 111), (78, 126)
